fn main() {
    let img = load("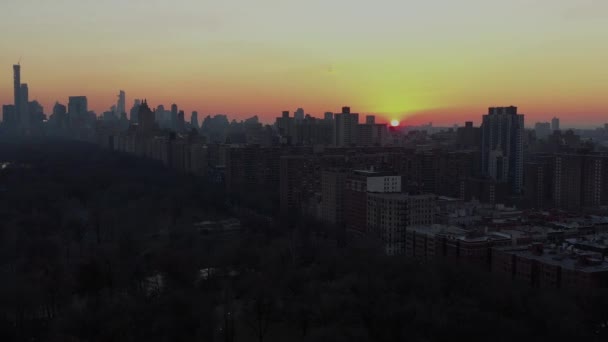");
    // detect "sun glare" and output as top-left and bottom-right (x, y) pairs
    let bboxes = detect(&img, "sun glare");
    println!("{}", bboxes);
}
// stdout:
(390, 119), (400, 127)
